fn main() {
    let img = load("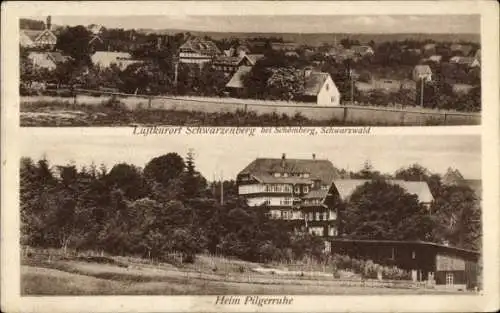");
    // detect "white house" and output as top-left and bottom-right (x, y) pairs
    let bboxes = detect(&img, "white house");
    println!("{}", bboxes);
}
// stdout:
(27, 51), (71, 70)
(91, 51), (142, 70)
(412, 65), (433, 82)
(301, 70), (341, 106)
